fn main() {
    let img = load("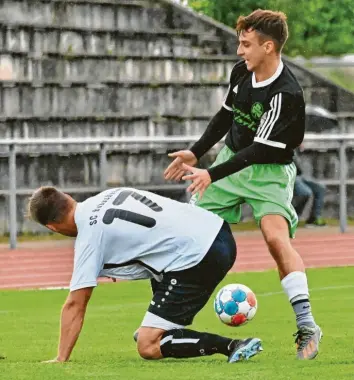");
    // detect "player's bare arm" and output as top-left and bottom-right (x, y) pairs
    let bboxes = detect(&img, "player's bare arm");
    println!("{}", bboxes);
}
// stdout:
(42, 287), (94, 363)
